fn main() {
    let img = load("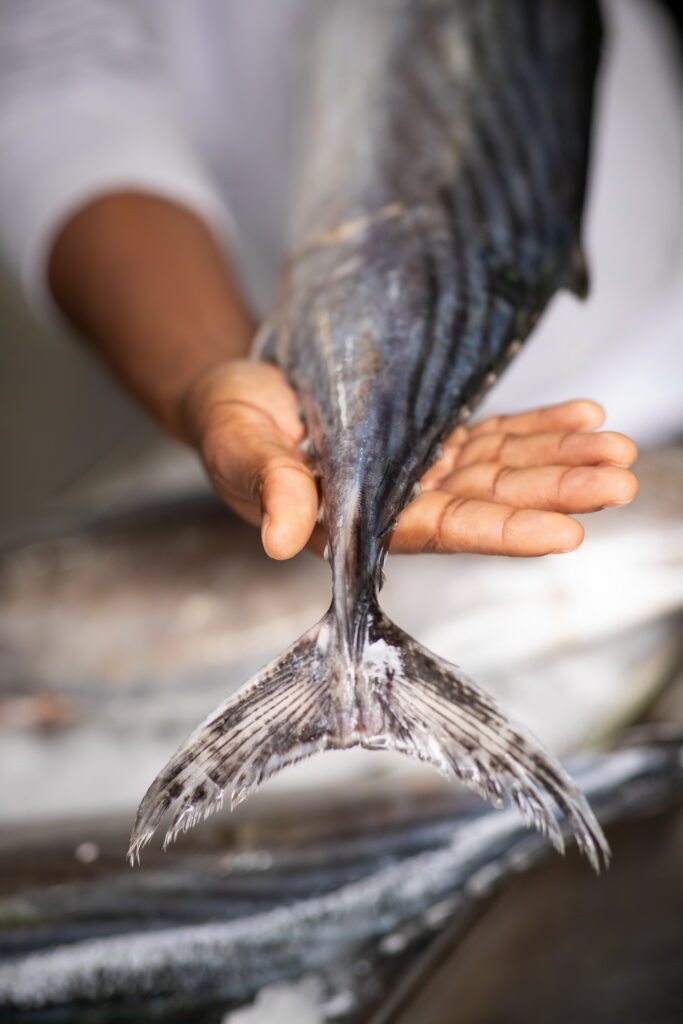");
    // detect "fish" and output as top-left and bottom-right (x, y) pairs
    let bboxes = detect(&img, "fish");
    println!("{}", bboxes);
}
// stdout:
(2, 735), (682, 1017)
(129, 0), (606, 868)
